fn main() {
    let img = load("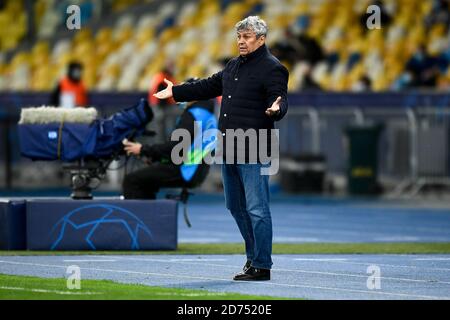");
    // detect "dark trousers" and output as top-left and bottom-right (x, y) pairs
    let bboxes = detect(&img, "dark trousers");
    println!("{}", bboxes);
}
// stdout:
(122, 163), (184, 199)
